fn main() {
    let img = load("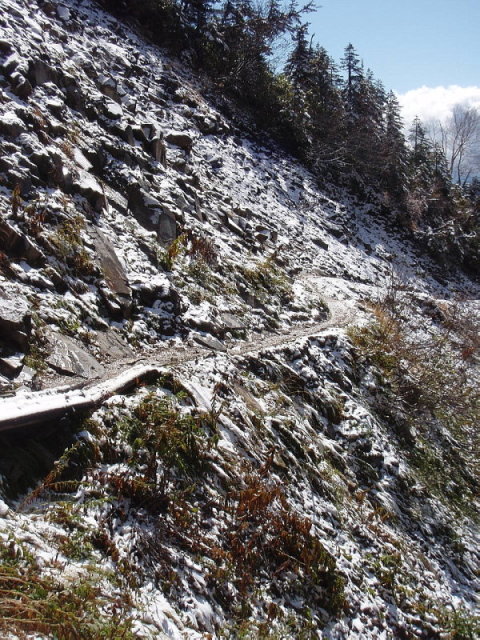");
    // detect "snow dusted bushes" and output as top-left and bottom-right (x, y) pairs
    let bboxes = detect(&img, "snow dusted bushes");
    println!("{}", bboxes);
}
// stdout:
(240, 255), (293, 307)
(348, 283), (480, 514)
(13, 371), (347, 634)
(208, 466), (346, 619)
(119, 391), (215, 487)
(0, 536), (135, 639)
